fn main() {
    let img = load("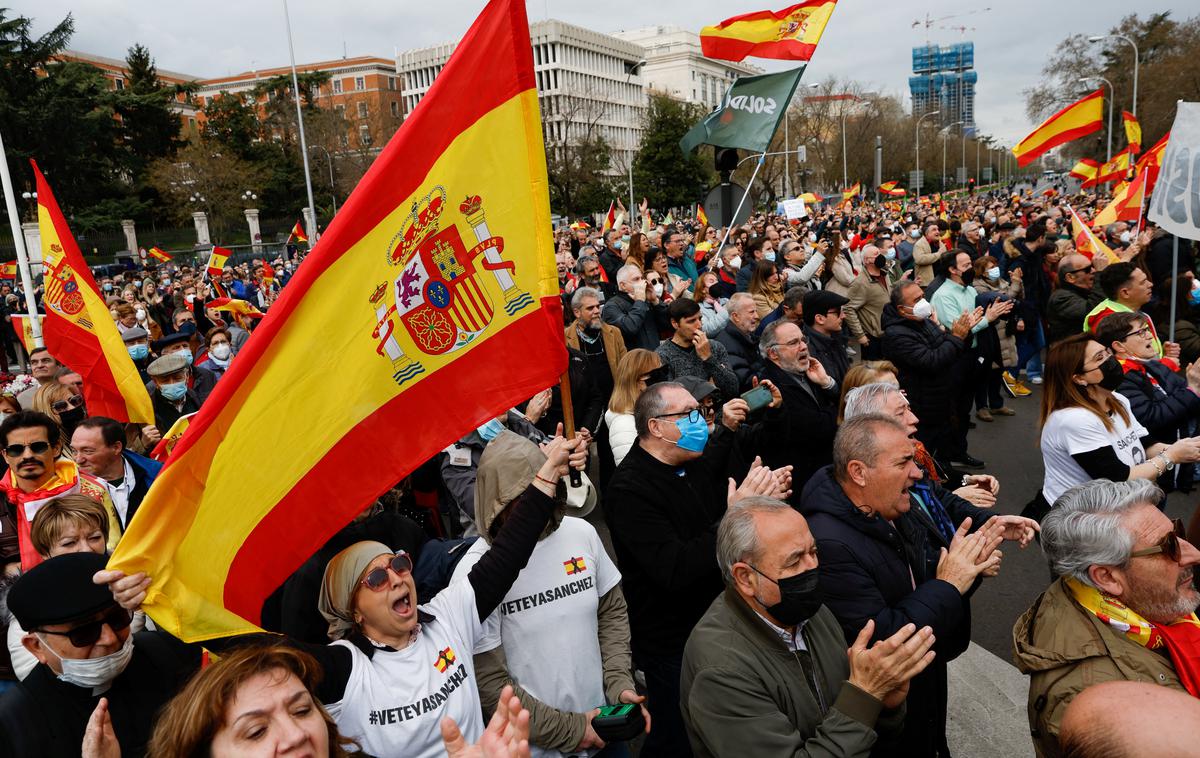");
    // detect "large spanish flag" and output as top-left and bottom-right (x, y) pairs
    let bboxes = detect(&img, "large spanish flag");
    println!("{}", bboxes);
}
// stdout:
(1012, 89), (1104, 167)
(879, 181), (906, 197)
(1069, 158), (1101, 184)
(1093, 169), (1147, 228)
(33, 163), (153, 424)
(108, 0), (565, 641)
(700, 0), (838, 63)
